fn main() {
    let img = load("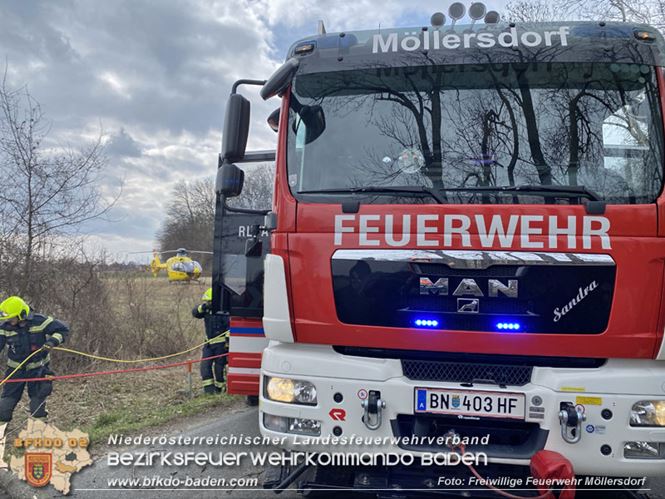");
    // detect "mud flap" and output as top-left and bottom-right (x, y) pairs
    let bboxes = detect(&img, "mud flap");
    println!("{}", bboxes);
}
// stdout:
(262, 463), (287, 489)
(263, 461), (310, 494)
